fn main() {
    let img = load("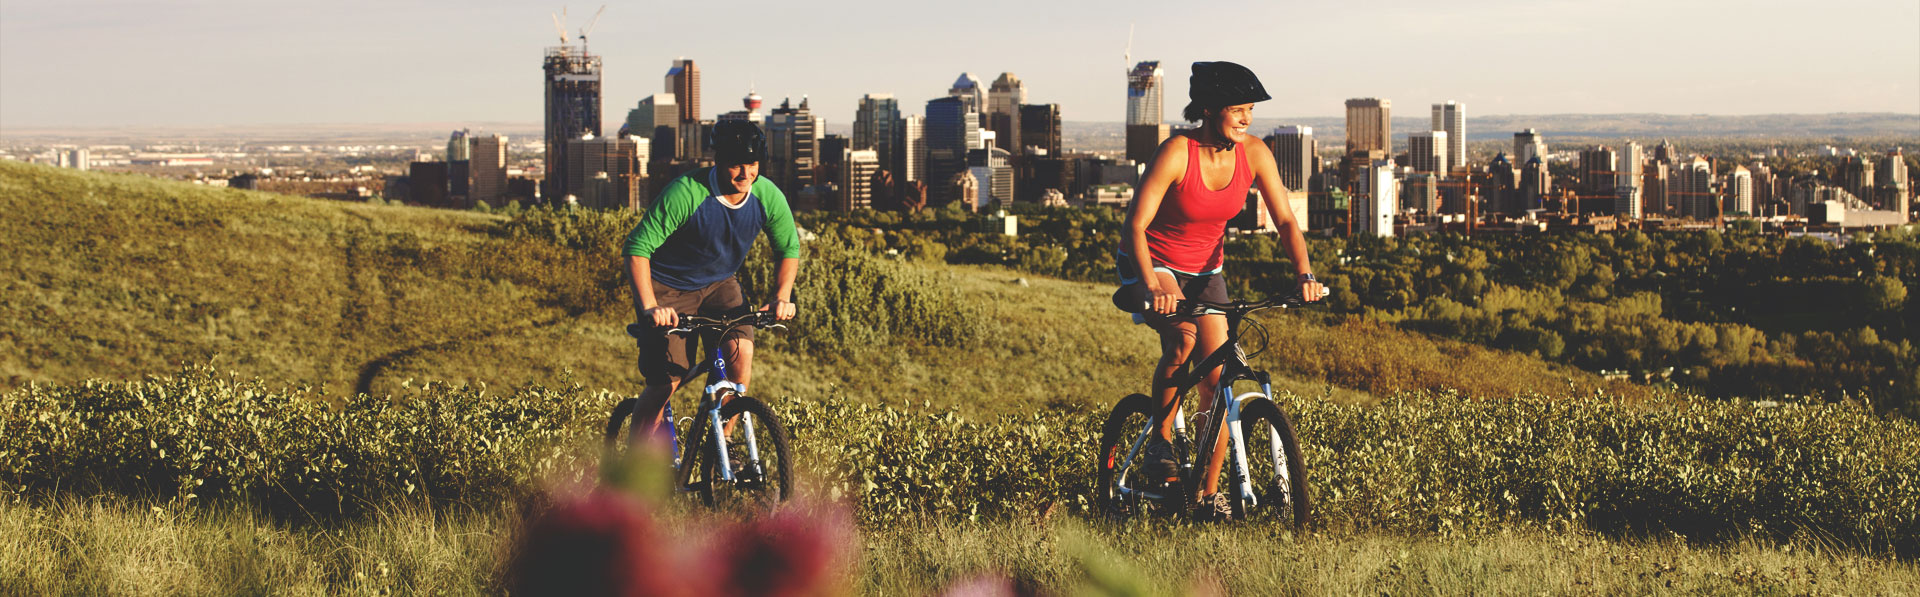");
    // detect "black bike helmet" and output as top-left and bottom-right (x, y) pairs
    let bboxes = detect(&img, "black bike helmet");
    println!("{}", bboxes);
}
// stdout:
(1185, 61), (1271, 121)
(709, 119), (768, 166)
